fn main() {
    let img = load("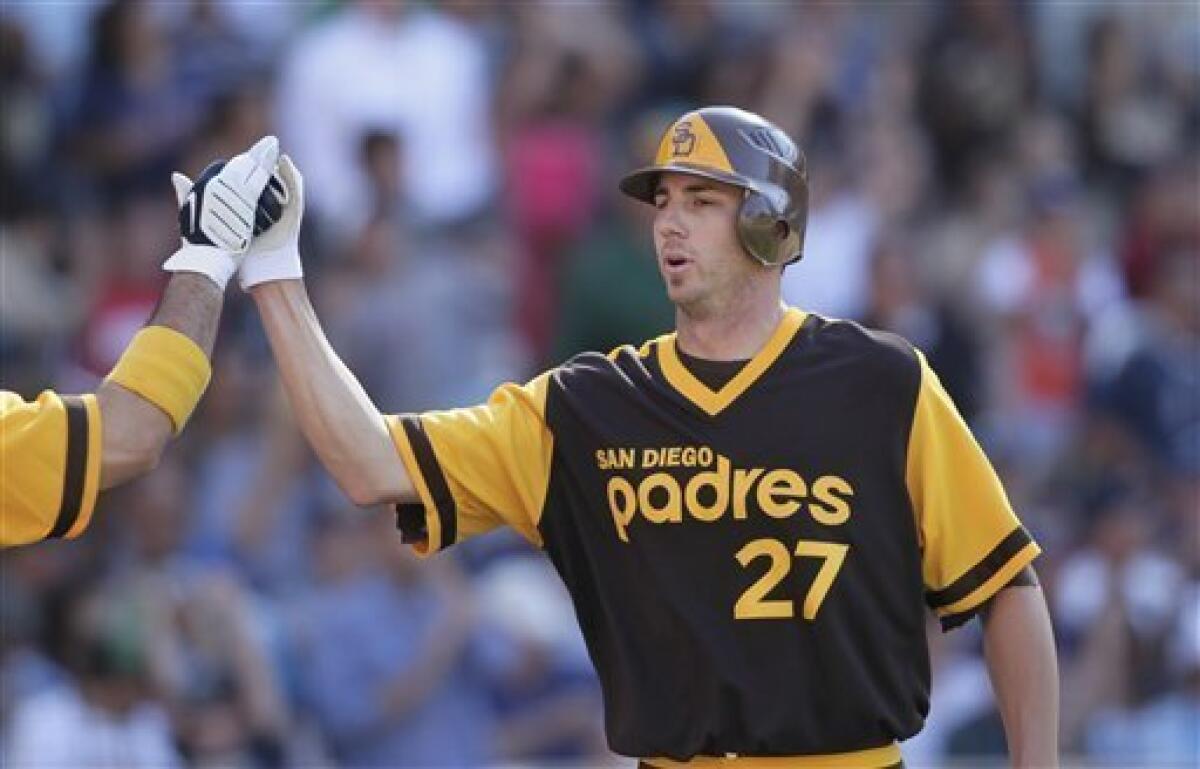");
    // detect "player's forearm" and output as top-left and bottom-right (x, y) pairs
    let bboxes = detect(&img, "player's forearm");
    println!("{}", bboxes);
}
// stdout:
(96, 380), (173, 488)
(149, 272), (224, 356)
(982, 584), (1060, 768)
(251, 279), (412, 506)
(96, 274), (224, 488)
